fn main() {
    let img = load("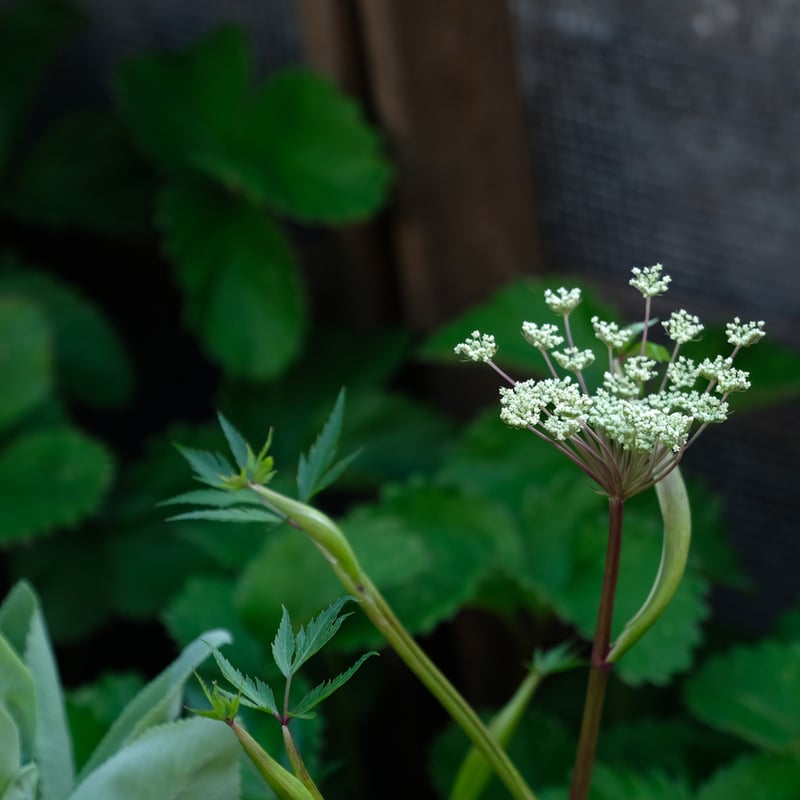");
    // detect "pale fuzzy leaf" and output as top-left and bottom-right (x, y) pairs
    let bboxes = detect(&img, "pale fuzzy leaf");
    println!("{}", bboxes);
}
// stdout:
(1, 763), (39, 800)
(0, 632), (37, 759)
(0, 697), (21, 788)
(23, 603), (74, 800)
(216, 412), (249, 470)
(289, 651), (377, 719)
(271, 607), (294, 679)
(68, 718), (239, 800)
(78, 630), (231, 780)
